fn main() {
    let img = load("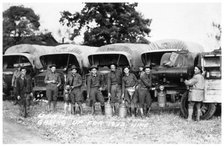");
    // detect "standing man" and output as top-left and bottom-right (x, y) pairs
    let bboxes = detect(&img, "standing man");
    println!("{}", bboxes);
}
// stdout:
(66, 65), (83, 115)
(137, 65), (152, 117)
(44, 64), (61, 112)
(12, 66), (21, 105)
(107, 63), (123, 115)
(122, 66), (138, 117)
(16, 67), (33, 118)
(87, 65), (105, 115)
(184, 66), (205, 121)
